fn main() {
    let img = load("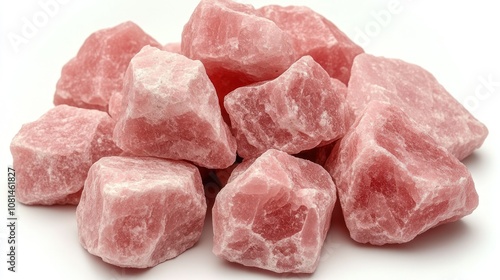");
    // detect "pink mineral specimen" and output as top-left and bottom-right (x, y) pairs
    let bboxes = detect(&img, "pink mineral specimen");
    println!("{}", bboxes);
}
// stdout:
(10, 105), (121, 205)
(225, 55), (350, 159)
(113, 46), (236, 169)
(213, 149), (336, 273)
(54, 21), (161, 112)
(347, 53), (488, 160)
(181, 0), (297, 123)
(76, 156), (206, 268)
(258, 5), (364, 84)
(324, 101), (479, 245)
